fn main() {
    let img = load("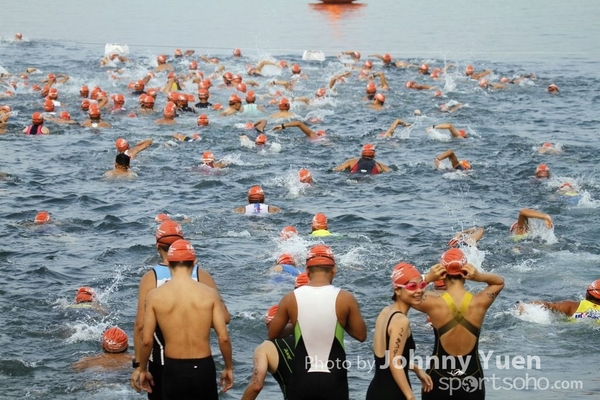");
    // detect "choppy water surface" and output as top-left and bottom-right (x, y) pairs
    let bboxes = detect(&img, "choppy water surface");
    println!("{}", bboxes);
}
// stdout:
(1, 1), (599, 399)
